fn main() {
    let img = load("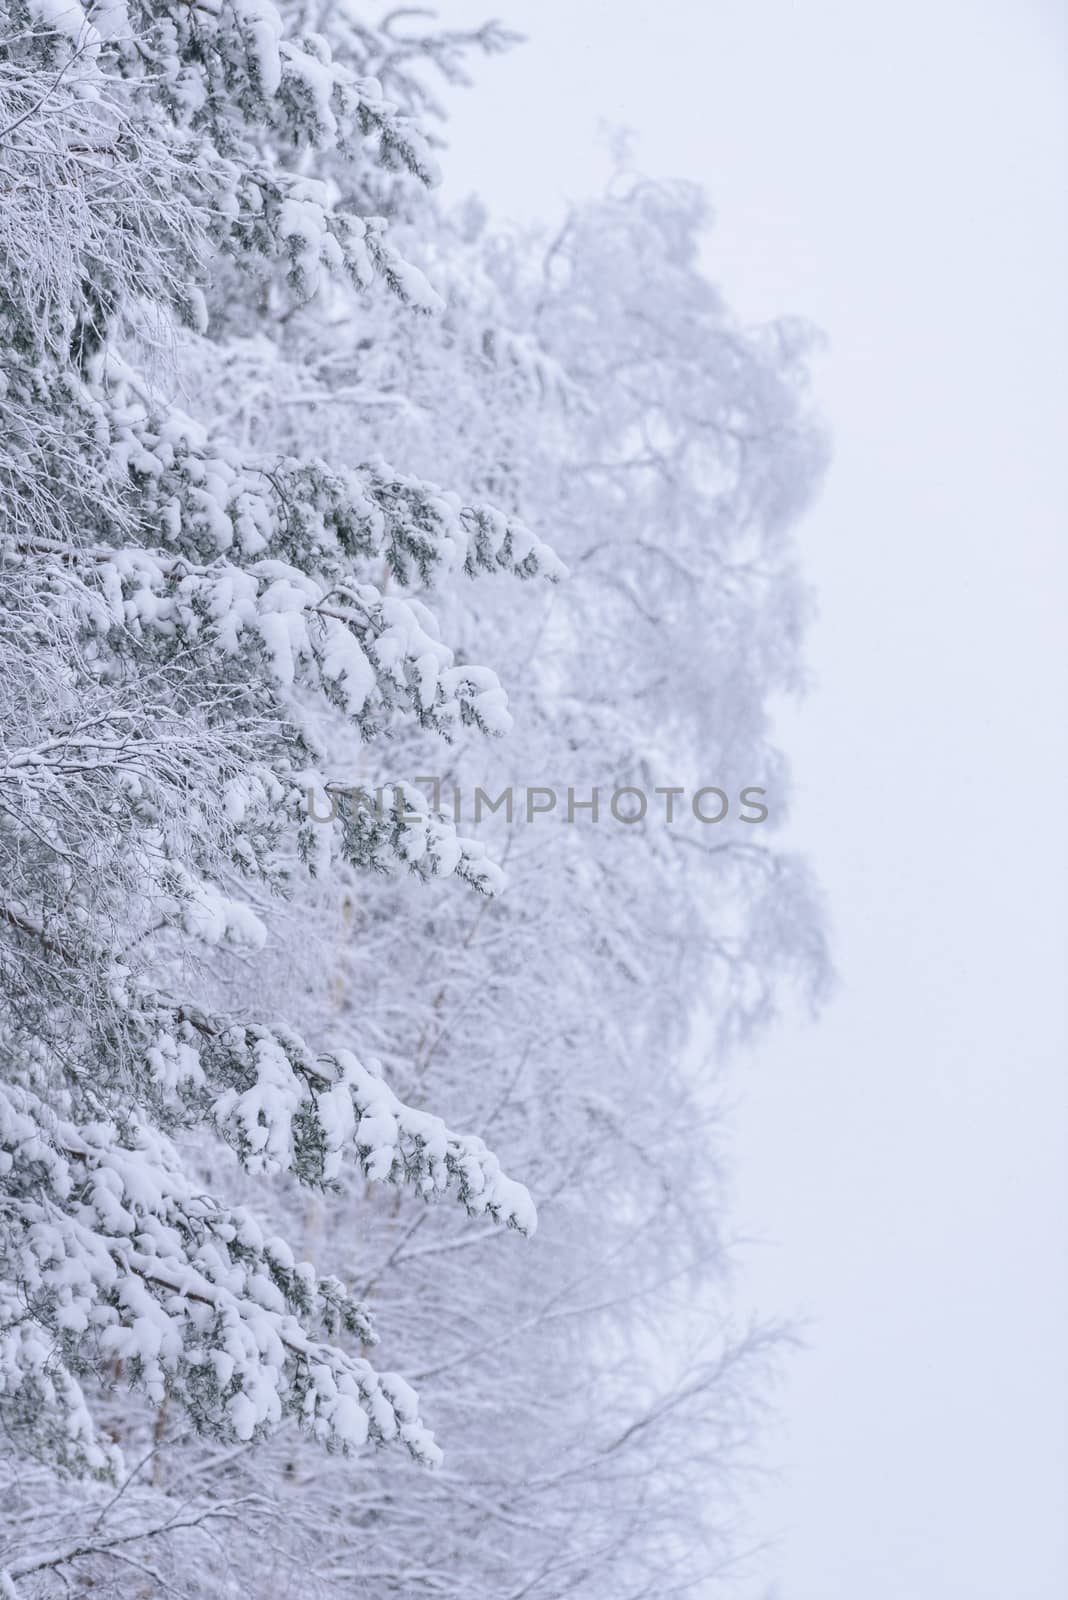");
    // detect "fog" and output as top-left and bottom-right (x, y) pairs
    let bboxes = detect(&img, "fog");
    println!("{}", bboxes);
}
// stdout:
(439, 3), (1068, 1594)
